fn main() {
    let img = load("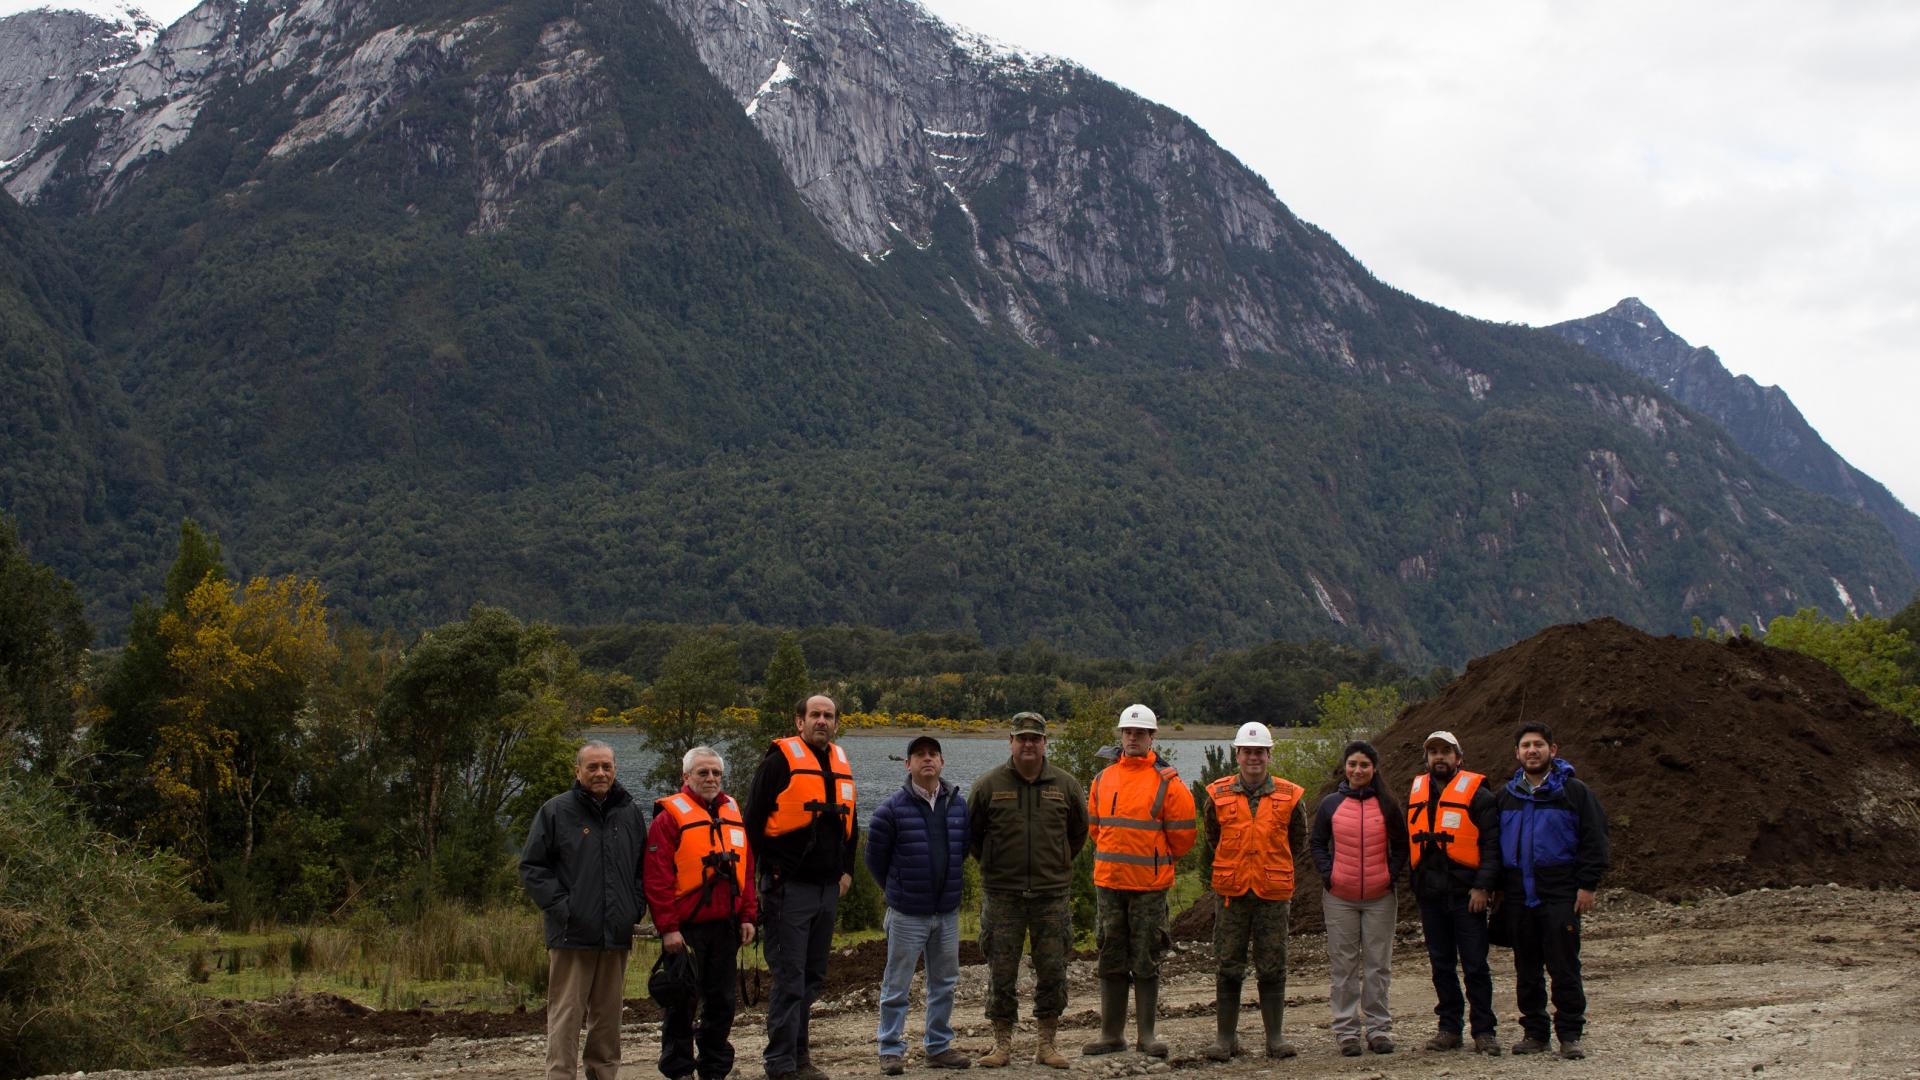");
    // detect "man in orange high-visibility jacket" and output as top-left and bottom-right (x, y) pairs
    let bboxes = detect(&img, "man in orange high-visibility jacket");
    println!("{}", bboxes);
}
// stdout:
(1201, 722), (1307, 1062)
(1081, 704), (1197, 1059)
